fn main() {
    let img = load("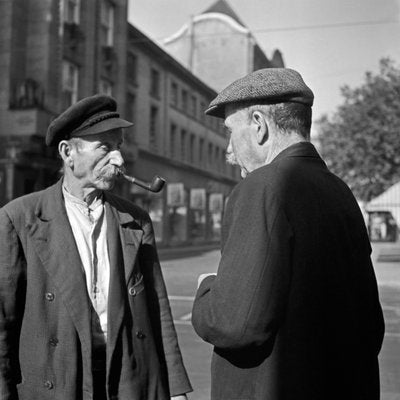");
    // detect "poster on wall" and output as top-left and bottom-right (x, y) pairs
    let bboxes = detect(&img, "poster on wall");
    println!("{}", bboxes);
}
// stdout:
(209, 193), (224, 213)
(167, 183), (185, 207)
(190, 188), (206, 210)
